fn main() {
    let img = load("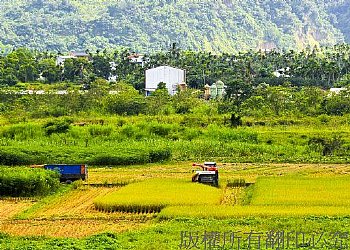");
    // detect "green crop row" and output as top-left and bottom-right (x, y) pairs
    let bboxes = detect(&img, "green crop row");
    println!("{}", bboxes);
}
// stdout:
(0, 145), (171, 166)
(0, 166), (60, 197)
